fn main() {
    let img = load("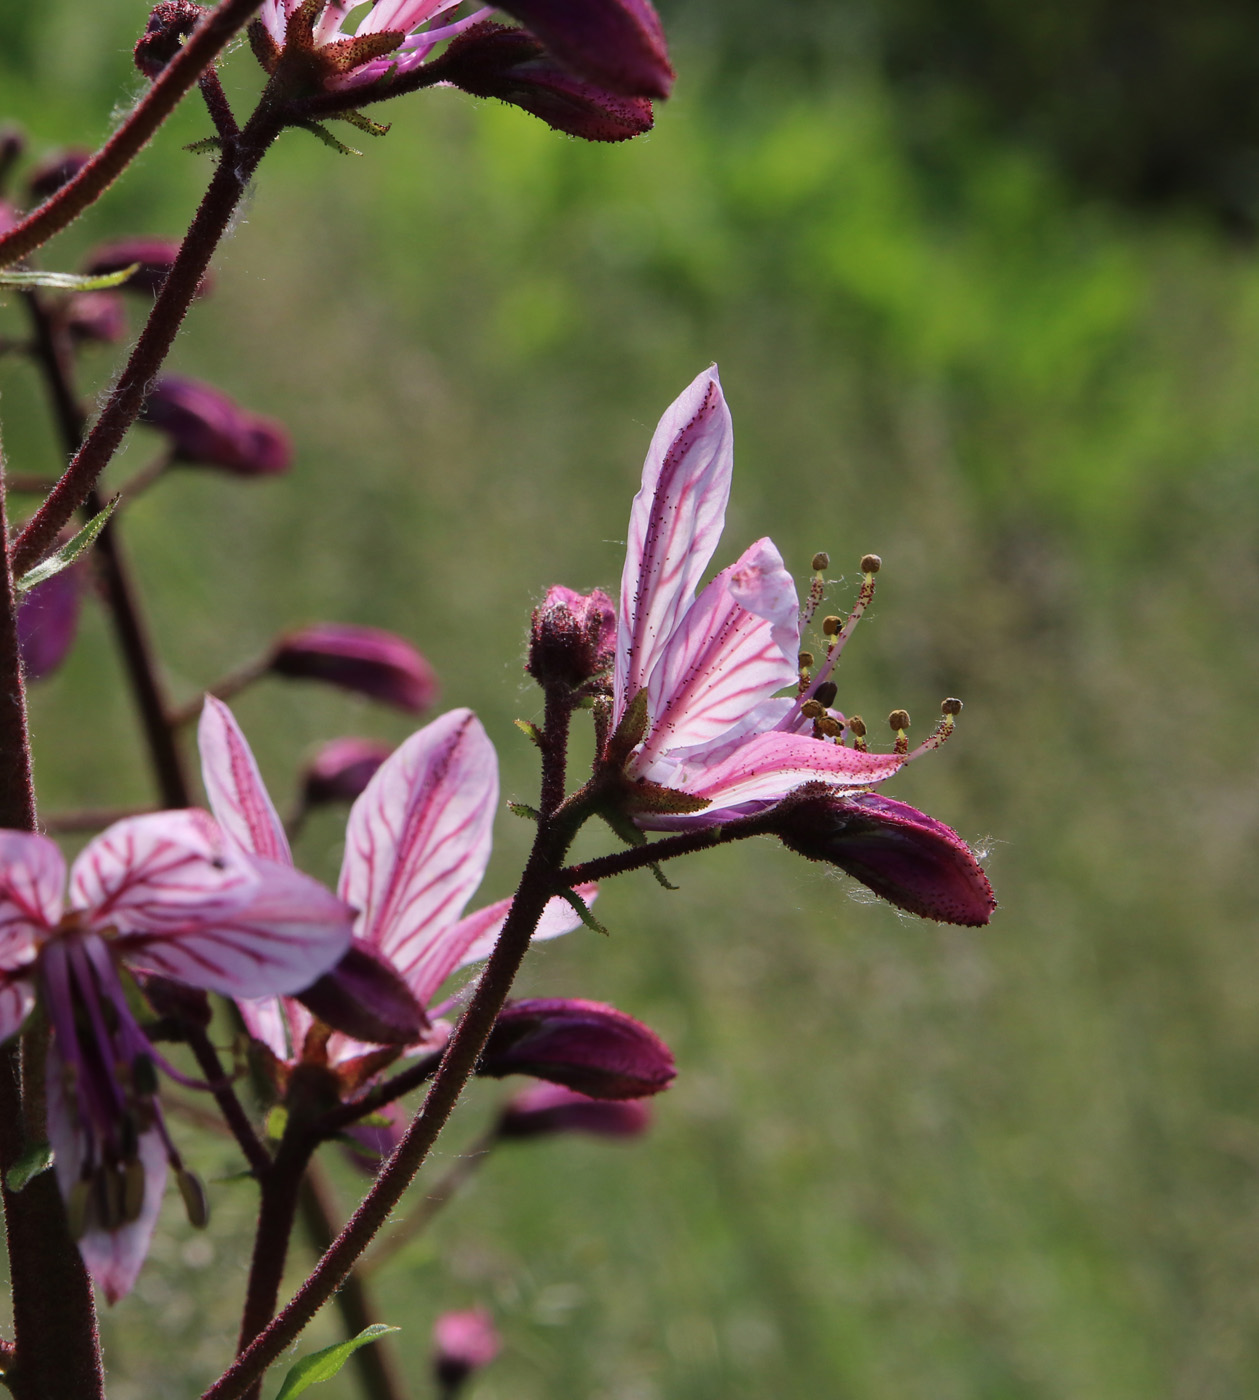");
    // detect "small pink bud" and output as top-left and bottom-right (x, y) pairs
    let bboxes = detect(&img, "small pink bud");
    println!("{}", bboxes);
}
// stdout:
(301, 737), (393, 807)
(496, 0), (673, 98)
(527, 584), (617, 688)
(439, 24), (654, 142)
(270, 625), (438, 714)
(26, 149), (90, 204)
(17, 565), (83, 682)
(140, 376), (291, 476)
(776, 791), (996, 927)
(134, 2), (207, 78)
(432, 1309), (500, 1394)
(82, 237), (214, 299)
(63, 291), (127, 345)
(293, 942), (428, 1046)
(497, 1081), (651, 1140)
(478, 998), (676, 1099)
